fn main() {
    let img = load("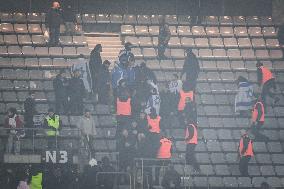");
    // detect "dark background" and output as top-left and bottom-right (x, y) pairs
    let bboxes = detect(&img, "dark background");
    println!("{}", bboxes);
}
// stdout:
(0, 0), (272, 15)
